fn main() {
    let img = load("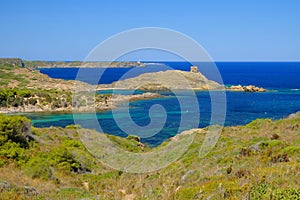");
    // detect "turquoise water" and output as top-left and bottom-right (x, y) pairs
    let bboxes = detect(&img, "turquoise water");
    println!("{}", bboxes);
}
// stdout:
(24, 89), (300, 146)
